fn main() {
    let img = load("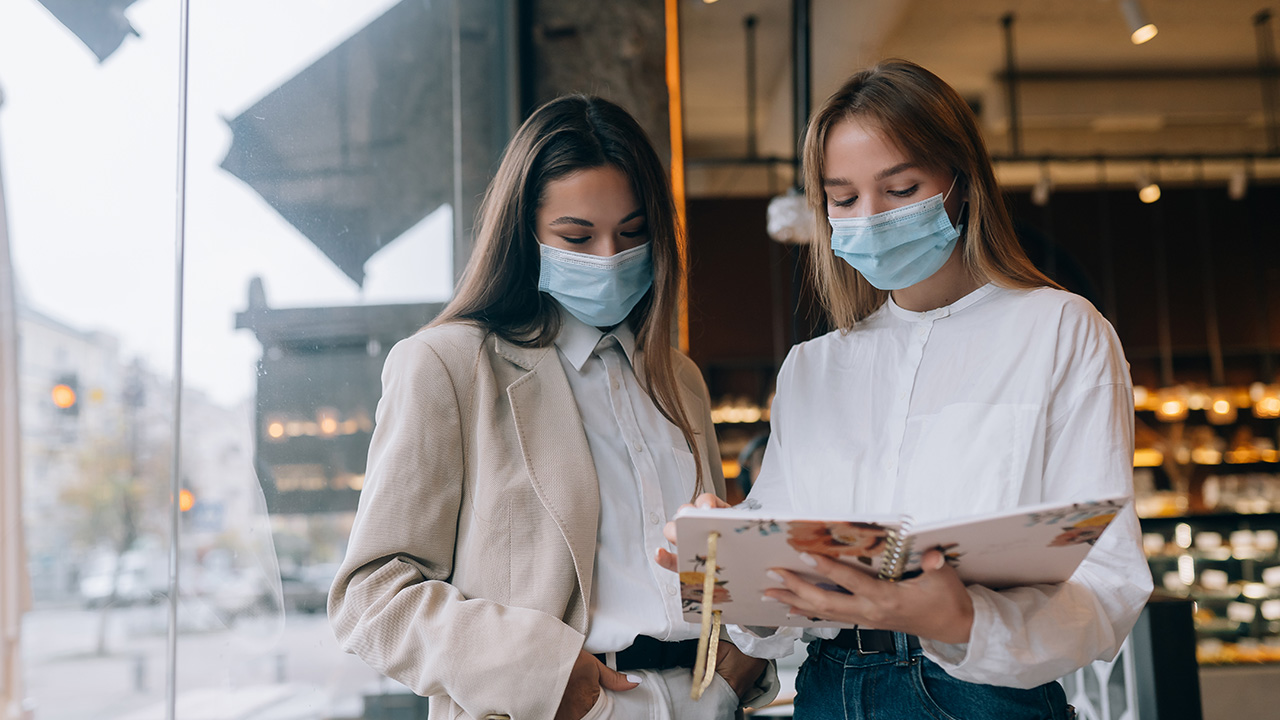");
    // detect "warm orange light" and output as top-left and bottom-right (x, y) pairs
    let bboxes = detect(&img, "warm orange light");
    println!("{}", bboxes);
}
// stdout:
(178, 489), (195, 512)
(1212, 399), (1231, 414)
(319, 416), (339, 435)
(51, 384), (76, 409)
(267, 421), (285, 439)
(1133, 448), (1164, 467)
(1257, 396), (1280, 418)
(665, 0), (689, 353)
(1130, 24), (1157, 45)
